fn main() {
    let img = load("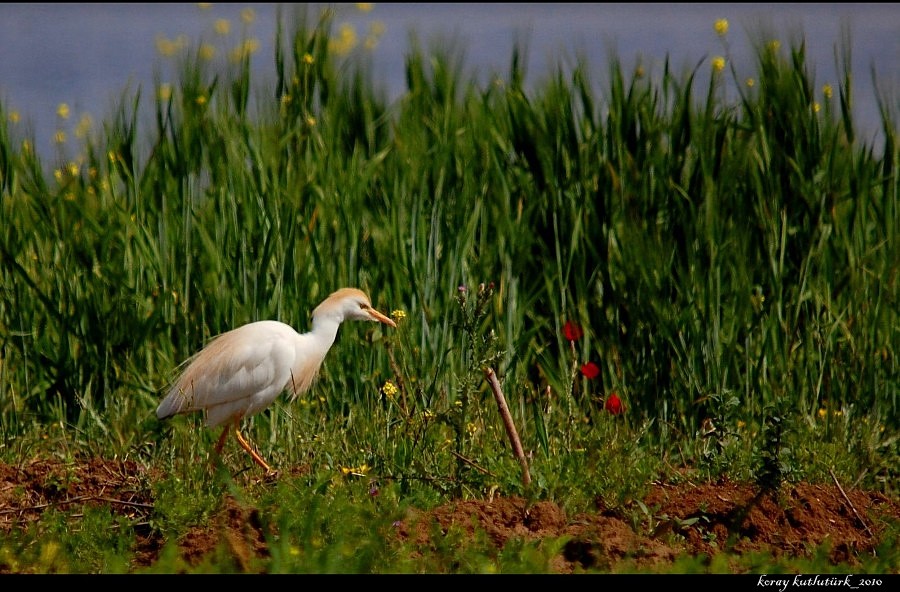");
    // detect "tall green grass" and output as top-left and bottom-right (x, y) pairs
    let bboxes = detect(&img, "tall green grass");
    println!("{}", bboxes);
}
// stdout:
(0, 6), (896, 507)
